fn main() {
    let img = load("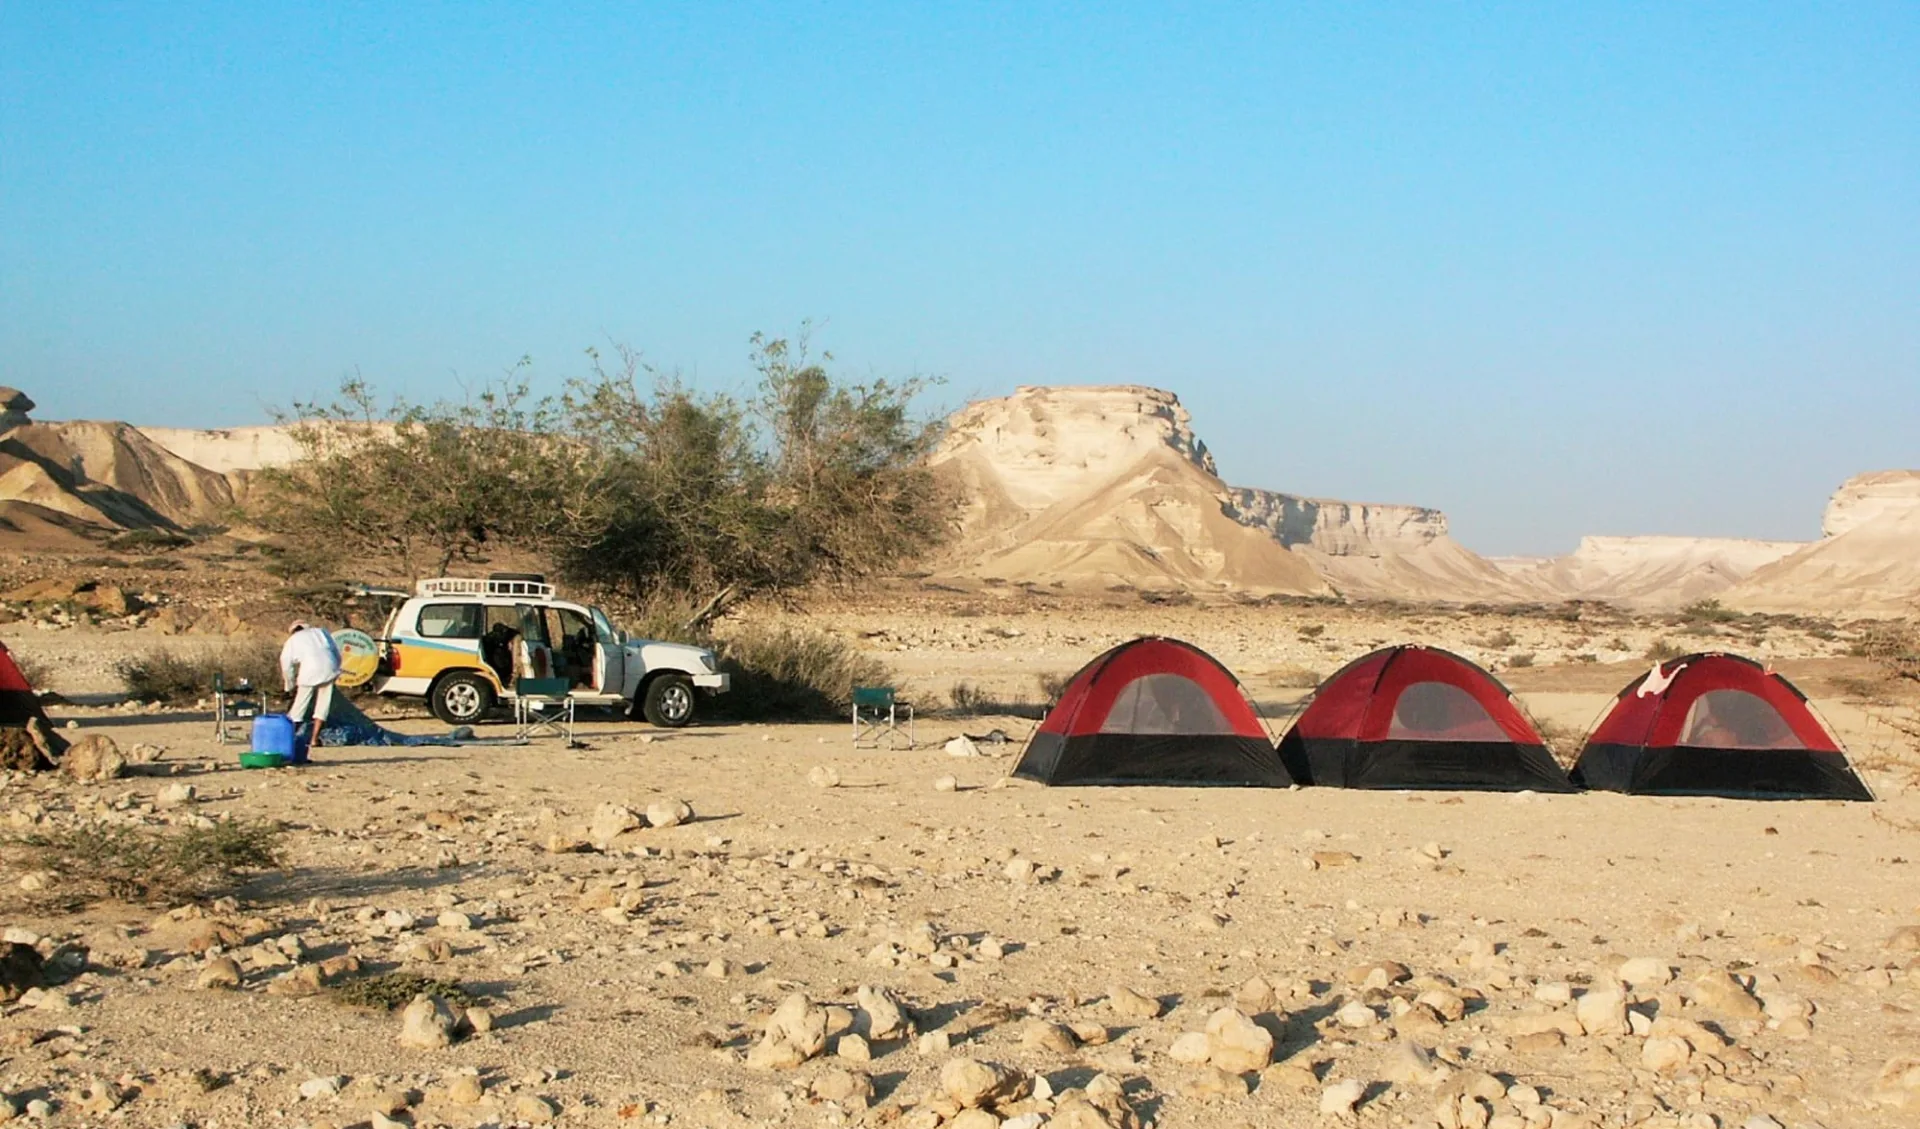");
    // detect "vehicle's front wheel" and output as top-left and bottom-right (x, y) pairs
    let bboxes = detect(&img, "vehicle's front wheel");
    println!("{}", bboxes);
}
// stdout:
(641, 674), (696, 728)
(431, 672), (496, 726)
